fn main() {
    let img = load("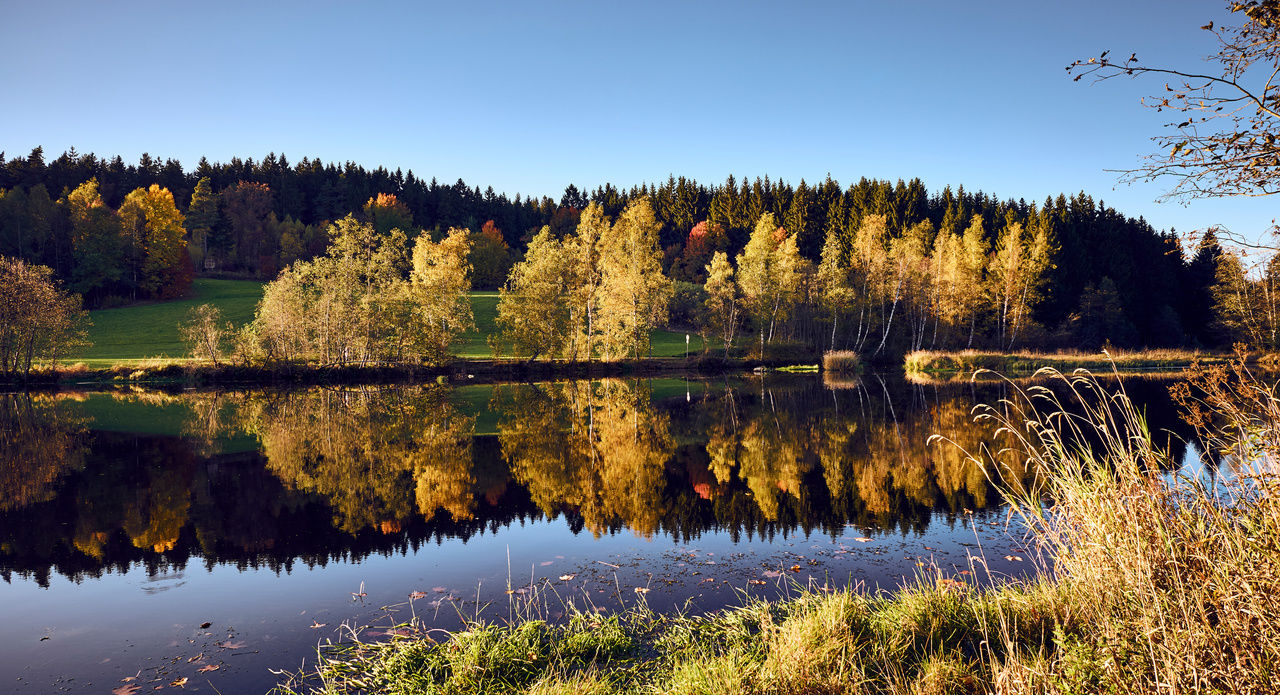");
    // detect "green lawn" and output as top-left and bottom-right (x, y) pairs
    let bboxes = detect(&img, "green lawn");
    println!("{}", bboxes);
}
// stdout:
(72, 283), (705, 366)
(73, 278), (264, 366)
